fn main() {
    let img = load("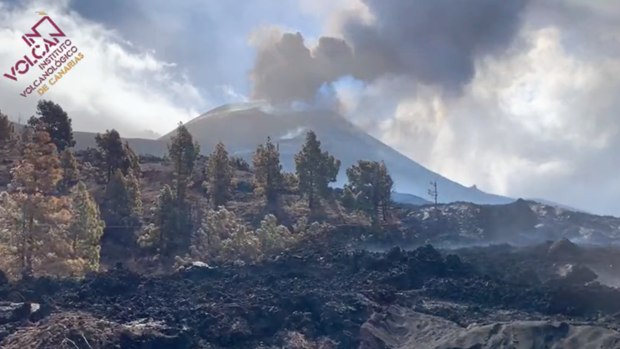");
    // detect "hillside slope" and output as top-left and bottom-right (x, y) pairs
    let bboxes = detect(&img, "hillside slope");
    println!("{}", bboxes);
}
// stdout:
(156, 102), (514, 205)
